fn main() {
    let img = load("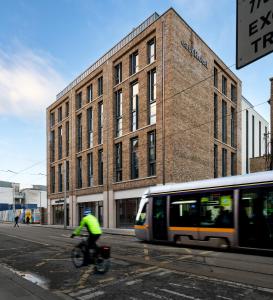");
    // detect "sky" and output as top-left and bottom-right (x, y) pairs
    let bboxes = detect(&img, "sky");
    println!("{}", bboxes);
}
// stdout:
(0, 0), (272, 188)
